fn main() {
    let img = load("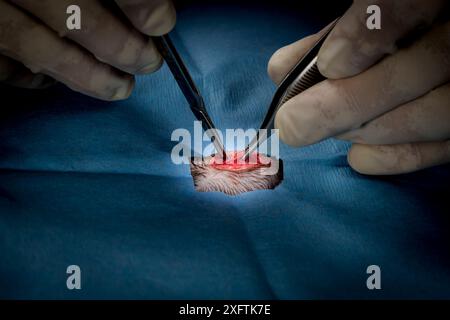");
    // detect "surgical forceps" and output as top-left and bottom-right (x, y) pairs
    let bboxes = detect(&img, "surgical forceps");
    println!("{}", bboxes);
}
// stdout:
(241, 19), (340, 160)
(153, 35), (226, 158)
